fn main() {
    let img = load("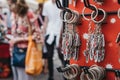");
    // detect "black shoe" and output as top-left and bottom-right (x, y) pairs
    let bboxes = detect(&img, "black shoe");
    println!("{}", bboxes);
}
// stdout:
(48, 77), (54, 80)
